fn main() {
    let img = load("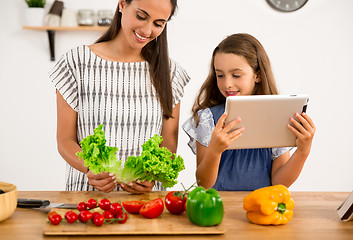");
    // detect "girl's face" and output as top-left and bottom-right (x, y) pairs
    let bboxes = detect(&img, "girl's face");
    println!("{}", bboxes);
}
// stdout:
(119, 0), (172, 50)
(214, 52), (258, 97)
